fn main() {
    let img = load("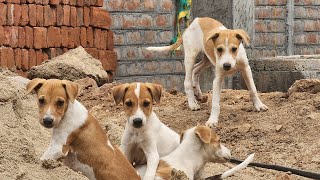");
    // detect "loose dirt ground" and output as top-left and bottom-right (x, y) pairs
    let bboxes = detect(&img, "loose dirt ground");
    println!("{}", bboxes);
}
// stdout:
(77, 80), (320, 180)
